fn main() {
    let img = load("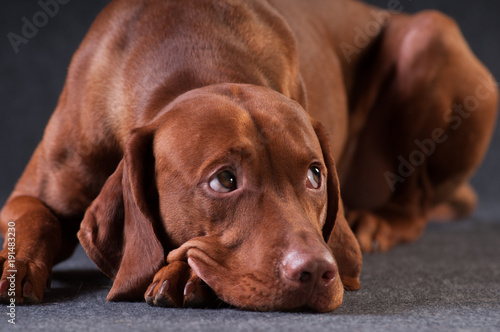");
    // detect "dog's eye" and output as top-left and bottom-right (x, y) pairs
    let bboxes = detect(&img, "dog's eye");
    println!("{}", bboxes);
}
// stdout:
(209, 170), (237, 193)
(306, 166), (321, 189)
